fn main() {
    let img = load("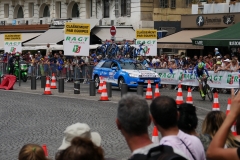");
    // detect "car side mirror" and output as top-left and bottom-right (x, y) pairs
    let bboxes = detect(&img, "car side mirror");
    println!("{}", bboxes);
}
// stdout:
(112, 67), (117, 70)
